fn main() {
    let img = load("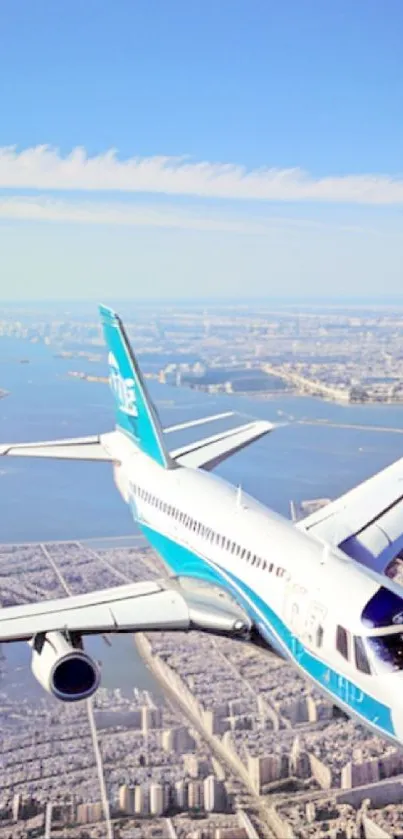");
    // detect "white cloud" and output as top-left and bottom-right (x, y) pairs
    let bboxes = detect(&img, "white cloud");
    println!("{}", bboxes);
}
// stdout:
(0, 195), (266, 233)
(0, 145), (403, 204)
(0, 194), (370, 235)
(0, 195), (393, 239)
